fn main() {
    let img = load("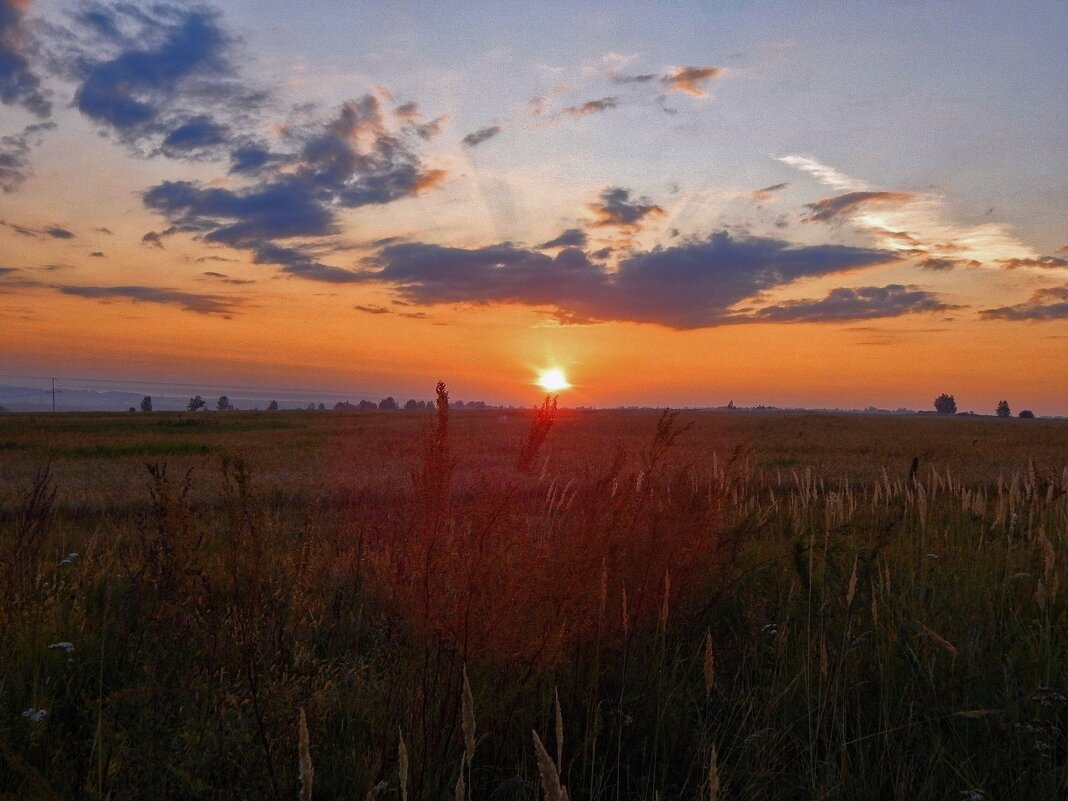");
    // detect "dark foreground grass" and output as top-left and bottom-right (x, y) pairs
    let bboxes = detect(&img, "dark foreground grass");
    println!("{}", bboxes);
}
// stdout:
(0, 401), (1065, 800)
